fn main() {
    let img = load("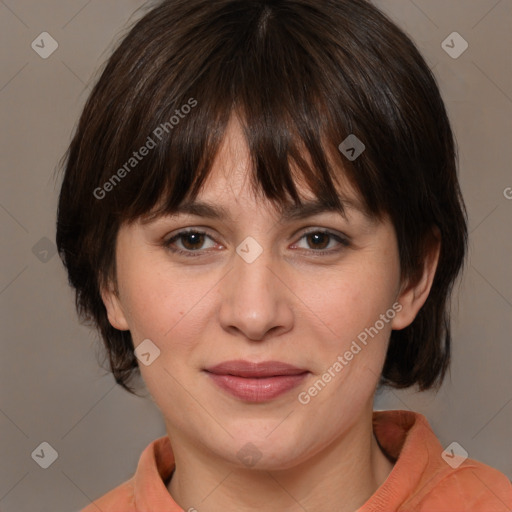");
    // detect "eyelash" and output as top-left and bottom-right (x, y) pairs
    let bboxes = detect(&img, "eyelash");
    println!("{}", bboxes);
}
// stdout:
(162, 228), (351, 258)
